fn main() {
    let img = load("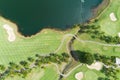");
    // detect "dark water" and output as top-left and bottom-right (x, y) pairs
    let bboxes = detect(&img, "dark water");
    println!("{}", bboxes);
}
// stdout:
(0, 0), (102, 36)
